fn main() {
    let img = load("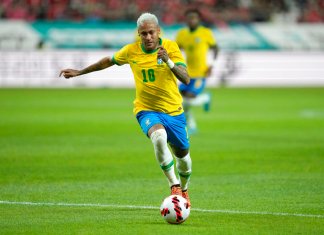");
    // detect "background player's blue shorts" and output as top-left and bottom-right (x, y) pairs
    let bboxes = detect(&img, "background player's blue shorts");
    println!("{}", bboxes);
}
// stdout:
(136, 111), (190, 150)
(179, 78), (206, 96)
